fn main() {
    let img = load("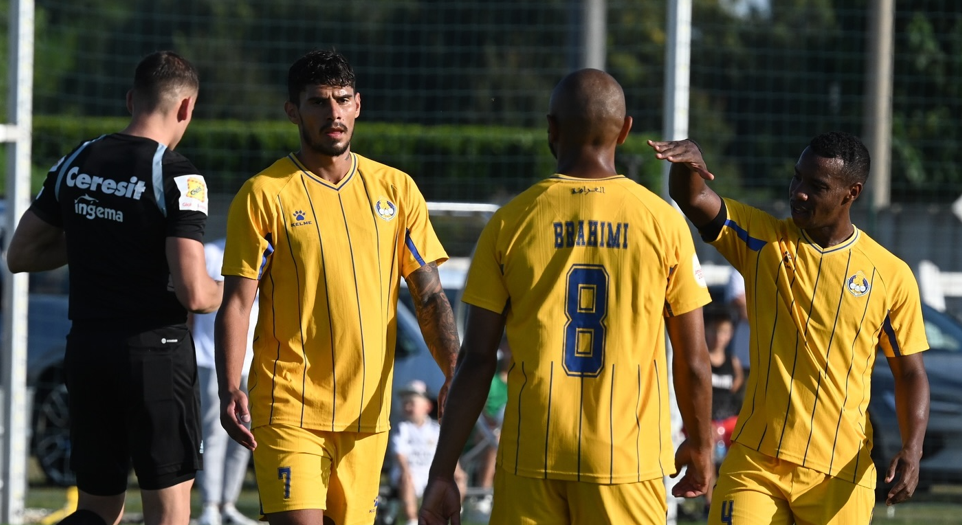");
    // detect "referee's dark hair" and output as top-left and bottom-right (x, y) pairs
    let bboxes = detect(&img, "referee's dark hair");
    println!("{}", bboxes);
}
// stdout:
(808, 131), (871, 186)
(288, 49), (356, 105)
(132, 50), (199, 114)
